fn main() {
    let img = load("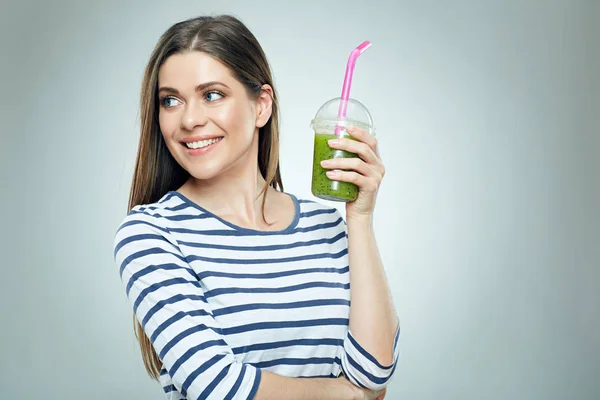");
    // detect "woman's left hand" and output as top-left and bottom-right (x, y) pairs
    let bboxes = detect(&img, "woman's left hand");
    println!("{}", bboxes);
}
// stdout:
(320, 125), (385, 221)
